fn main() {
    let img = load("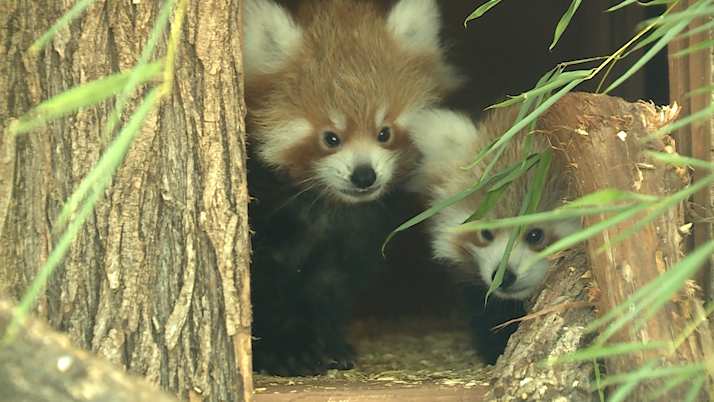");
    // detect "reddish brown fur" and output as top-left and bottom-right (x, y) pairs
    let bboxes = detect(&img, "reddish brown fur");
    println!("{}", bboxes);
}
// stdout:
(246, 0), (454, 186)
